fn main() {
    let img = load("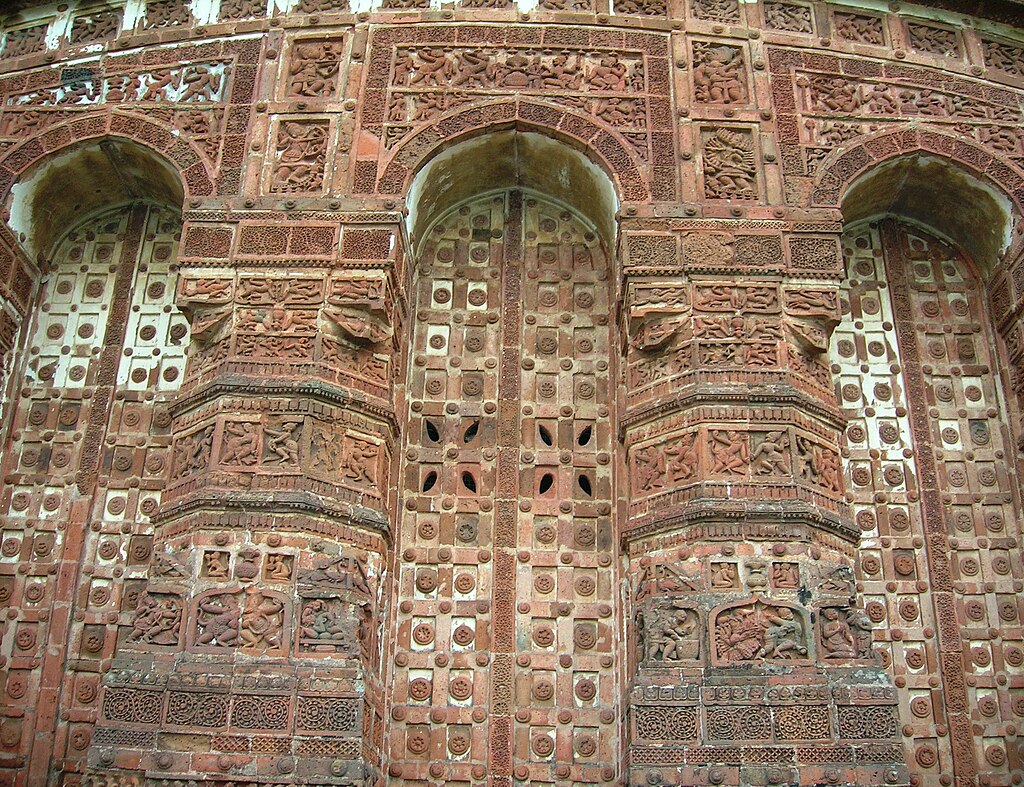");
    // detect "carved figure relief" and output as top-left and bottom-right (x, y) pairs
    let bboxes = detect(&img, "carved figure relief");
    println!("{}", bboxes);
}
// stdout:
(712, 599), (809, 664)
